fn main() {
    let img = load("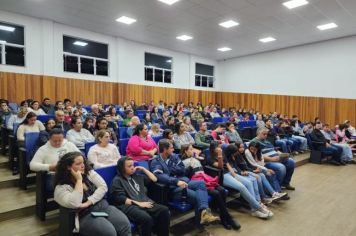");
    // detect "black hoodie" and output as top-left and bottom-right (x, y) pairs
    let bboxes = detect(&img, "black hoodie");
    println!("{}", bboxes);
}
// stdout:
(110, 158), (152, 211)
